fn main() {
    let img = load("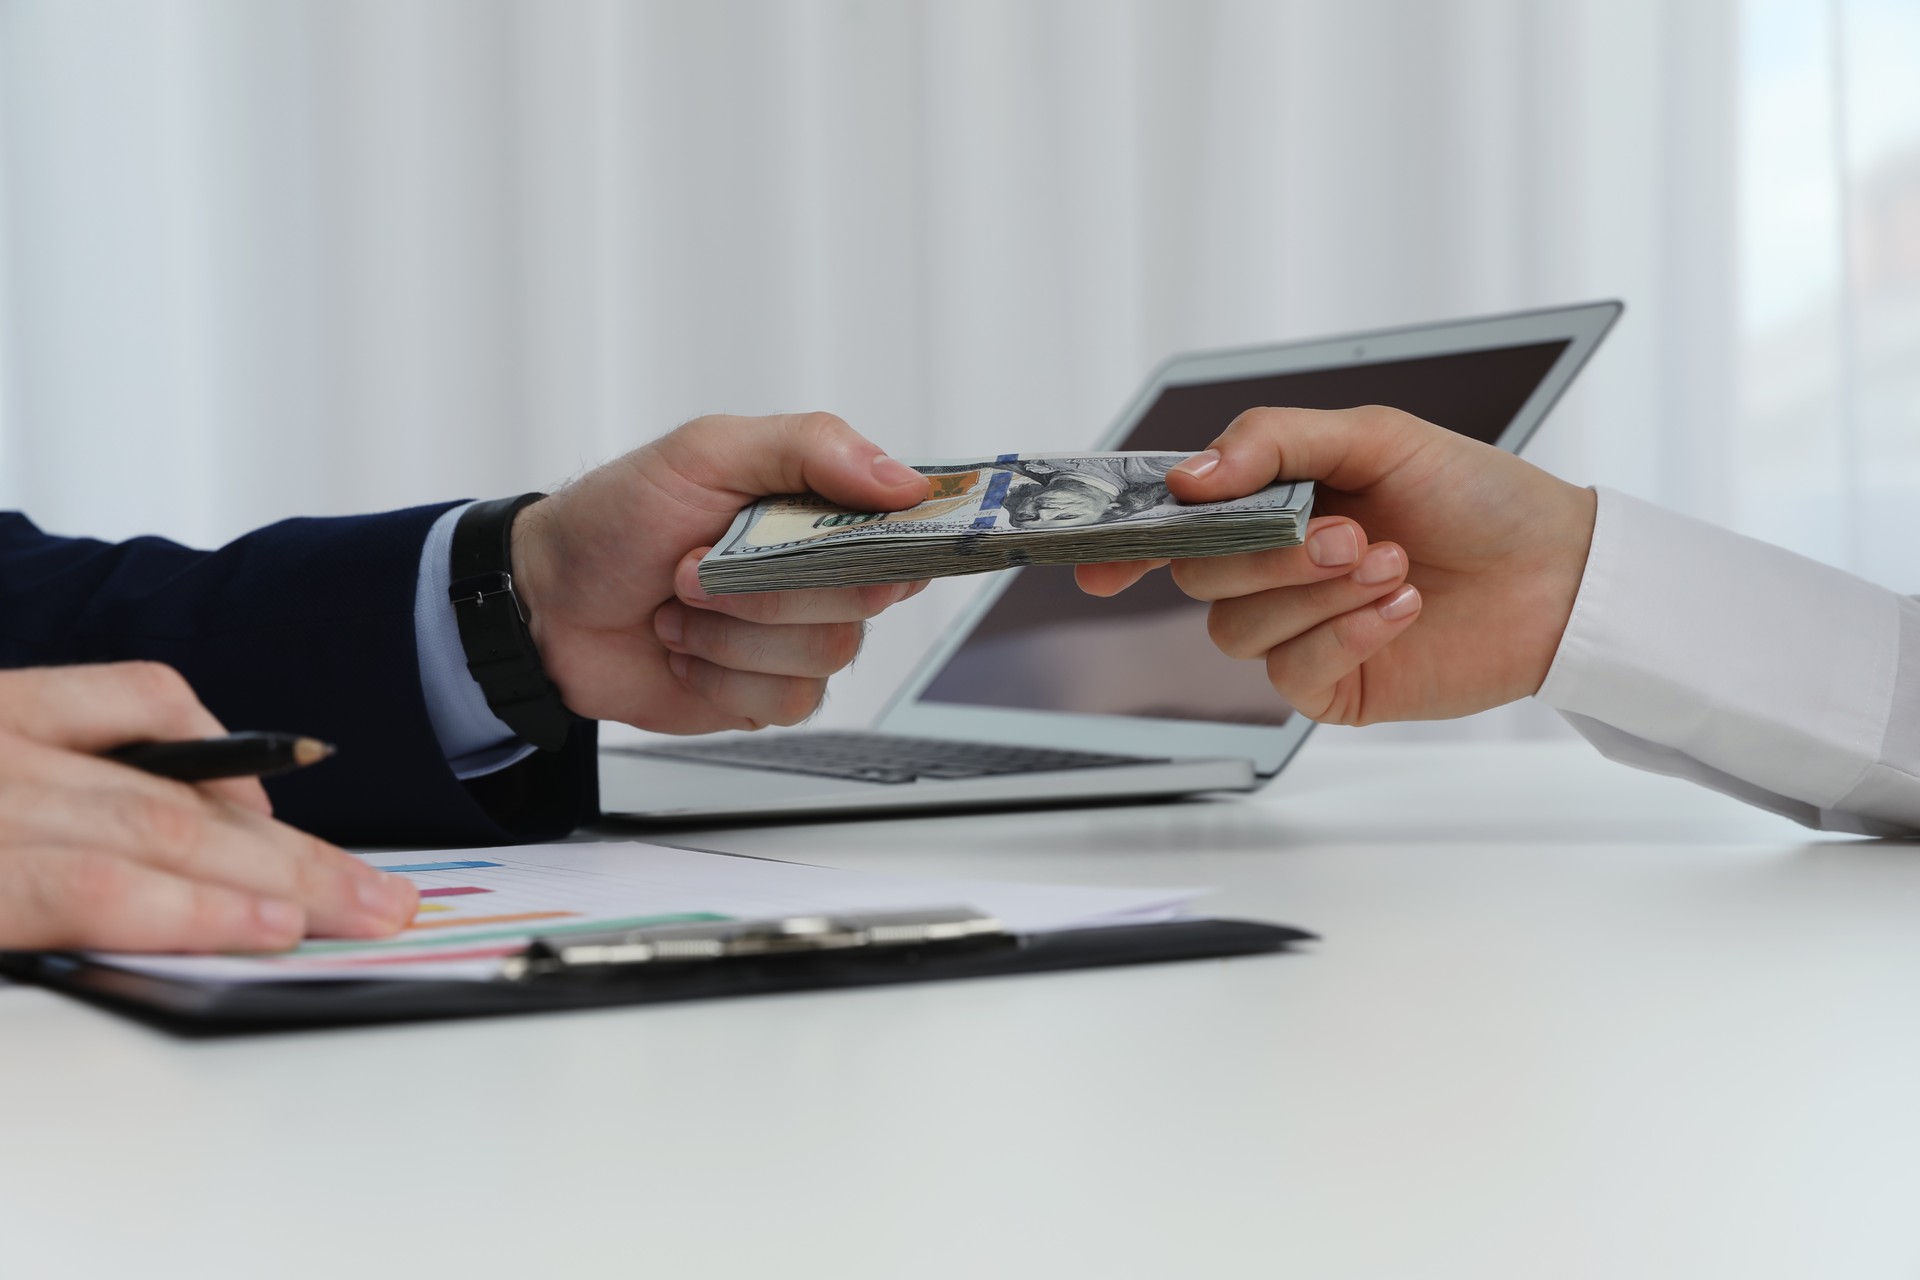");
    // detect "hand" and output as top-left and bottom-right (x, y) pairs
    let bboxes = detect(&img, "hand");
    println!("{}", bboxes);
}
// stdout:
(0, 663), (418, 951)
(1075, 406), (1596, 725)
(510, 413), (931, 734)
